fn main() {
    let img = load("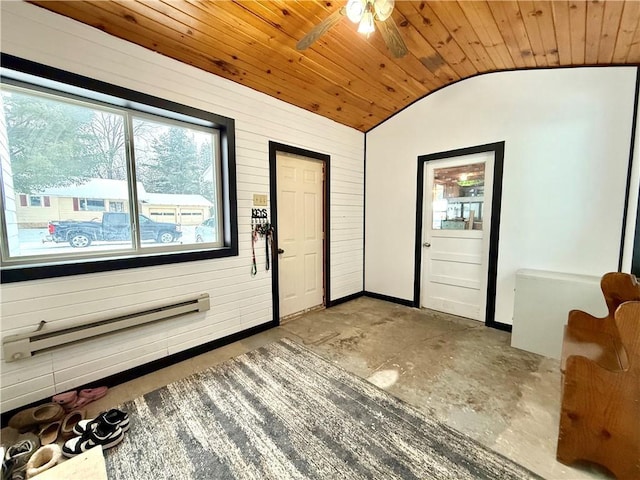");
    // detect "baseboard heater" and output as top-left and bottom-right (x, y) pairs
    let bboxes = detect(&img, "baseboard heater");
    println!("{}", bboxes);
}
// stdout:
(3, 293), (210, 362)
